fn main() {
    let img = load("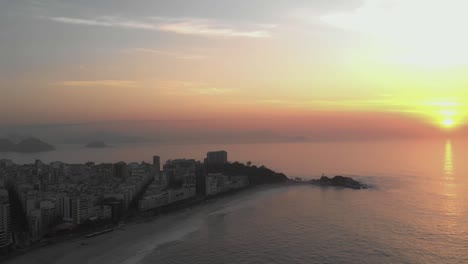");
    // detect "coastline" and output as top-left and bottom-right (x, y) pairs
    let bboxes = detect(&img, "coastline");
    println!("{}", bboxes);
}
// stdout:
(3, 183), (287, 264)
